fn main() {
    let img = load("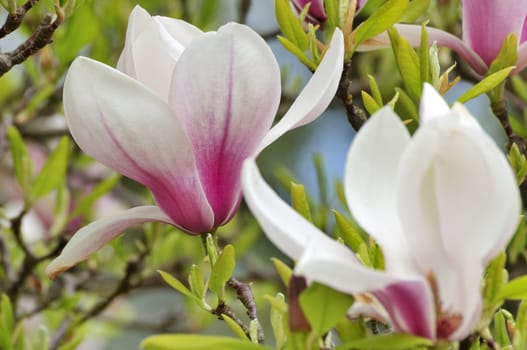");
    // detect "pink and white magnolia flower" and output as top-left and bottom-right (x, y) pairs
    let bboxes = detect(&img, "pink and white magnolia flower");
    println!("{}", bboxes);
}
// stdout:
(361, 0), (527, 75)
(242, 84), (520, 340)
(291, 0), (367, 23)
(45, 6), (344, 279)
